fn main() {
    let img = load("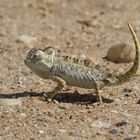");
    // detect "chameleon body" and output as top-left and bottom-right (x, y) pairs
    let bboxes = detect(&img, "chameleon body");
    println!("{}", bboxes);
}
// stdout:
(24, 23), (140, 103)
